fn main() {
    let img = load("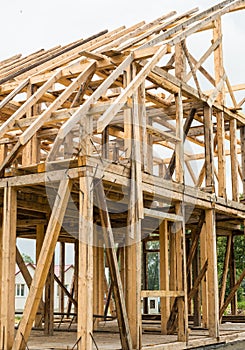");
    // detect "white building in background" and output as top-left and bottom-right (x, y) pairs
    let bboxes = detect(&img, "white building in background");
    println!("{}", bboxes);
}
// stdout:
(15, 263), (74, 312)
